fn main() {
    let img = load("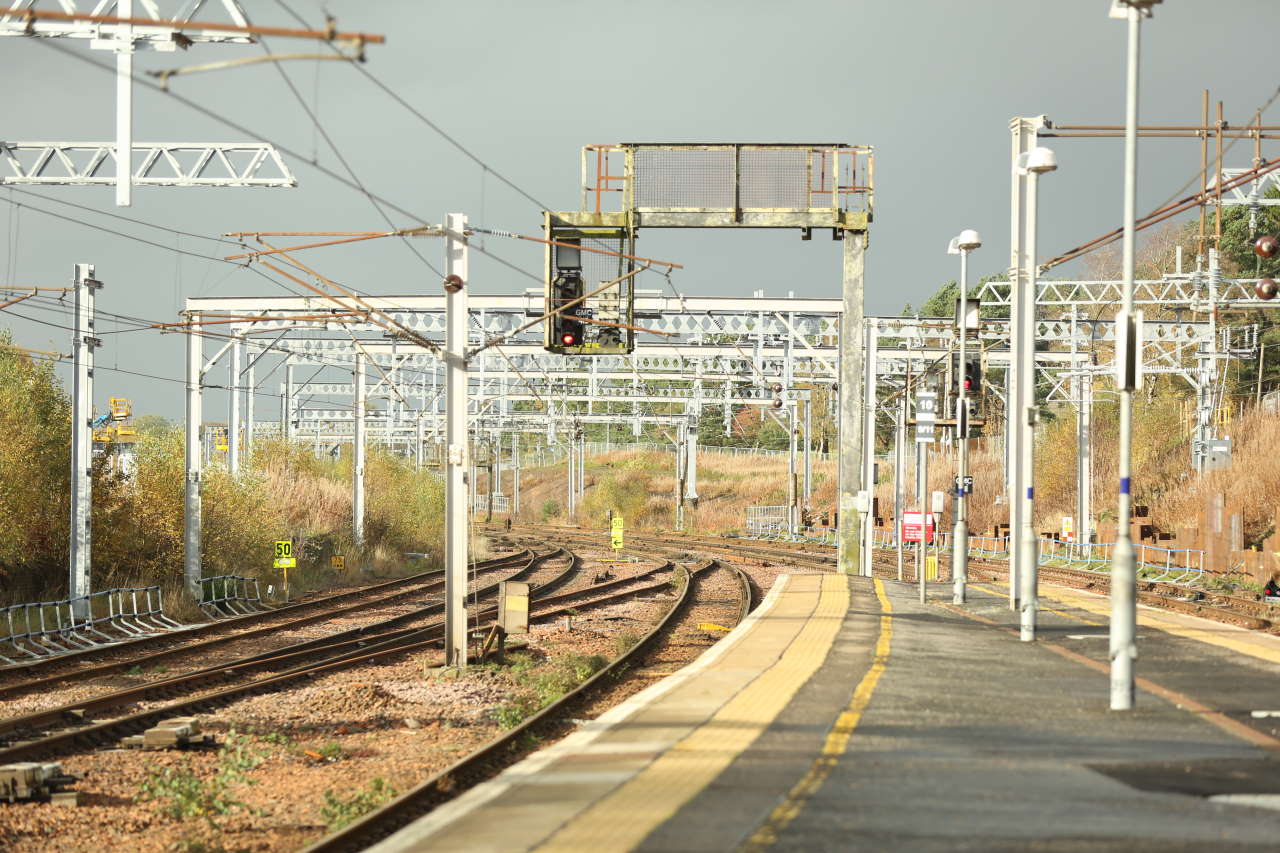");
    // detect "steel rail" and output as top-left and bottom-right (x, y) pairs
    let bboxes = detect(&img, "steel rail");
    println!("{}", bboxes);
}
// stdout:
(0, 549), (688, 763)
(0, 550), (533, 681)
(0, 550), (565, 748)
(301, 558), (716, 853)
